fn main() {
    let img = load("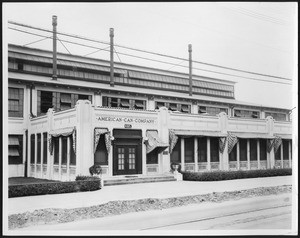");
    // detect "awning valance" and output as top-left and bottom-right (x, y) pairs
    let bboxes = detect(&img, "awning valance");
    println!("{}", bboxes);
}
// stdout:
(145, 130), (168, 154)
(169, 130), (178, 153)
(229, 132), (274, 139)
(48, 127), (76, 155)
(172, 129), (227, 138)
(94, 128), (111, 154)
(227, 132), (239, 154)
